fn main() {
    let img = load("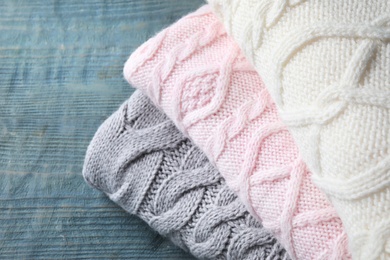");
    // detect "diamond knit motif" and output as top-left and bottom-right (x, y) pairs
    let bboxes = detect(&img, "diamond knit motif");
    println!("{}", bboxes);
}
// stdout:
(207, 0), (390, 259)
(124, 6), (351, 260)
